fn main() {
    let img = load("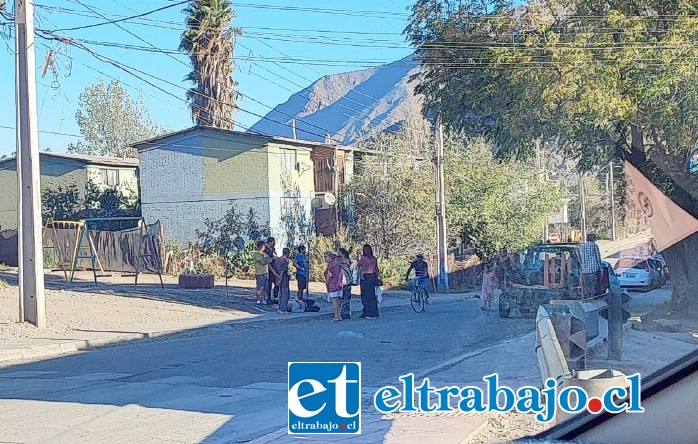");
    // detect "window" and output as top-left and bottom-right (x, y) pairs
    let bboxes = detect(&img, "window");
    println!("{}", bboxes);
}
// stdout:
(280, 149), (296, 172)
(99, 168), (120, 187)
